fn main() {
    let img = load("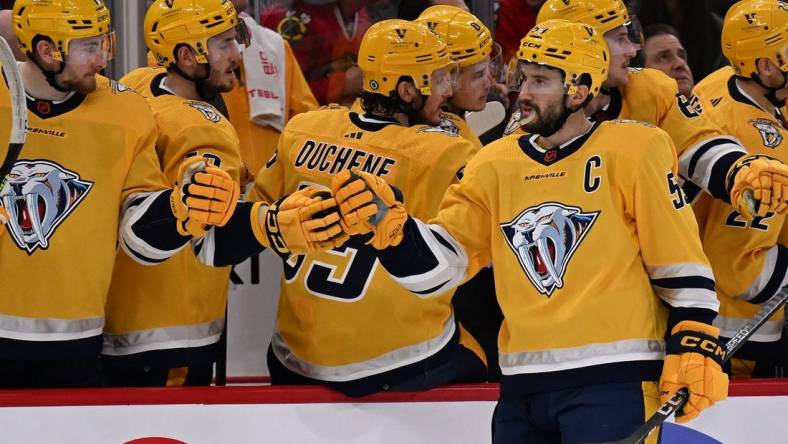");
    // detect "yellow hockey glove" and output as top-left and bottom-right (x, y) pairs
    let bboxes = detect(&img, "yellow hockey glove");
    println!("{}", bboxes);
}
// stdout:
(727, 154), (788, 219)
(330, 170), (407, 250)
(659, 320), (729, 423)
(170, 156), (208, 237)
(185, 166), (240, 227)
(251, 186), (349, 257)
